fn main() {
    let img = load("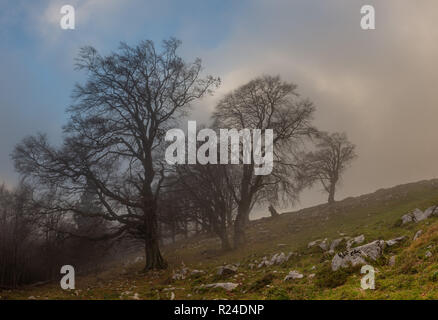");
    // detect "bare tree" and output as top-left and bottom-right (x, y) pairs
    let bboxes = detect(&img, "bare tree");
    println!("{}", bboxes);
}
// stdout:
(213, 75), (315, 248)
(305, 132), (357, 204)
(12, 39), (220, 270)
(172, 163), (235, 251)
